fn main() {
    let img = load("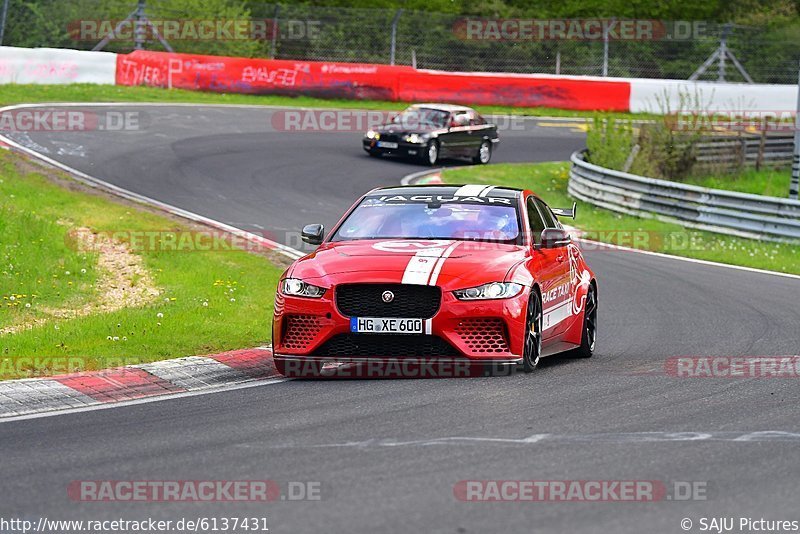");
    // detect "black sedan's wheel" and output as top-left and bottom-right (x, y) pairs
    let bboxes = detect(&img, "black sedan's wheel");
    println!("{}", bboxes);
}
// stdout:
(521, 290), (543, 373)
(565, 283), (597, 359)
(473, 140), (492, 164)
(426, 140), (440, 166)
